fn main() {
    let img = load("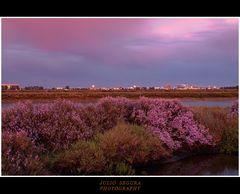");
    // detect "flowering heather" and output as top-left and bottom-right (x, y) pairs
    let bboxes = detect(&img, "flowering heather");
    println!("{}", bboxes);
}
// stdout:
(2, 100), (91, 152)
(2, 97), (214, 153)
(2, 97), (217, 174)
(80, 97), (132, 133)
(131, 97), (214, 152)
(2, 131), (45, 175)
